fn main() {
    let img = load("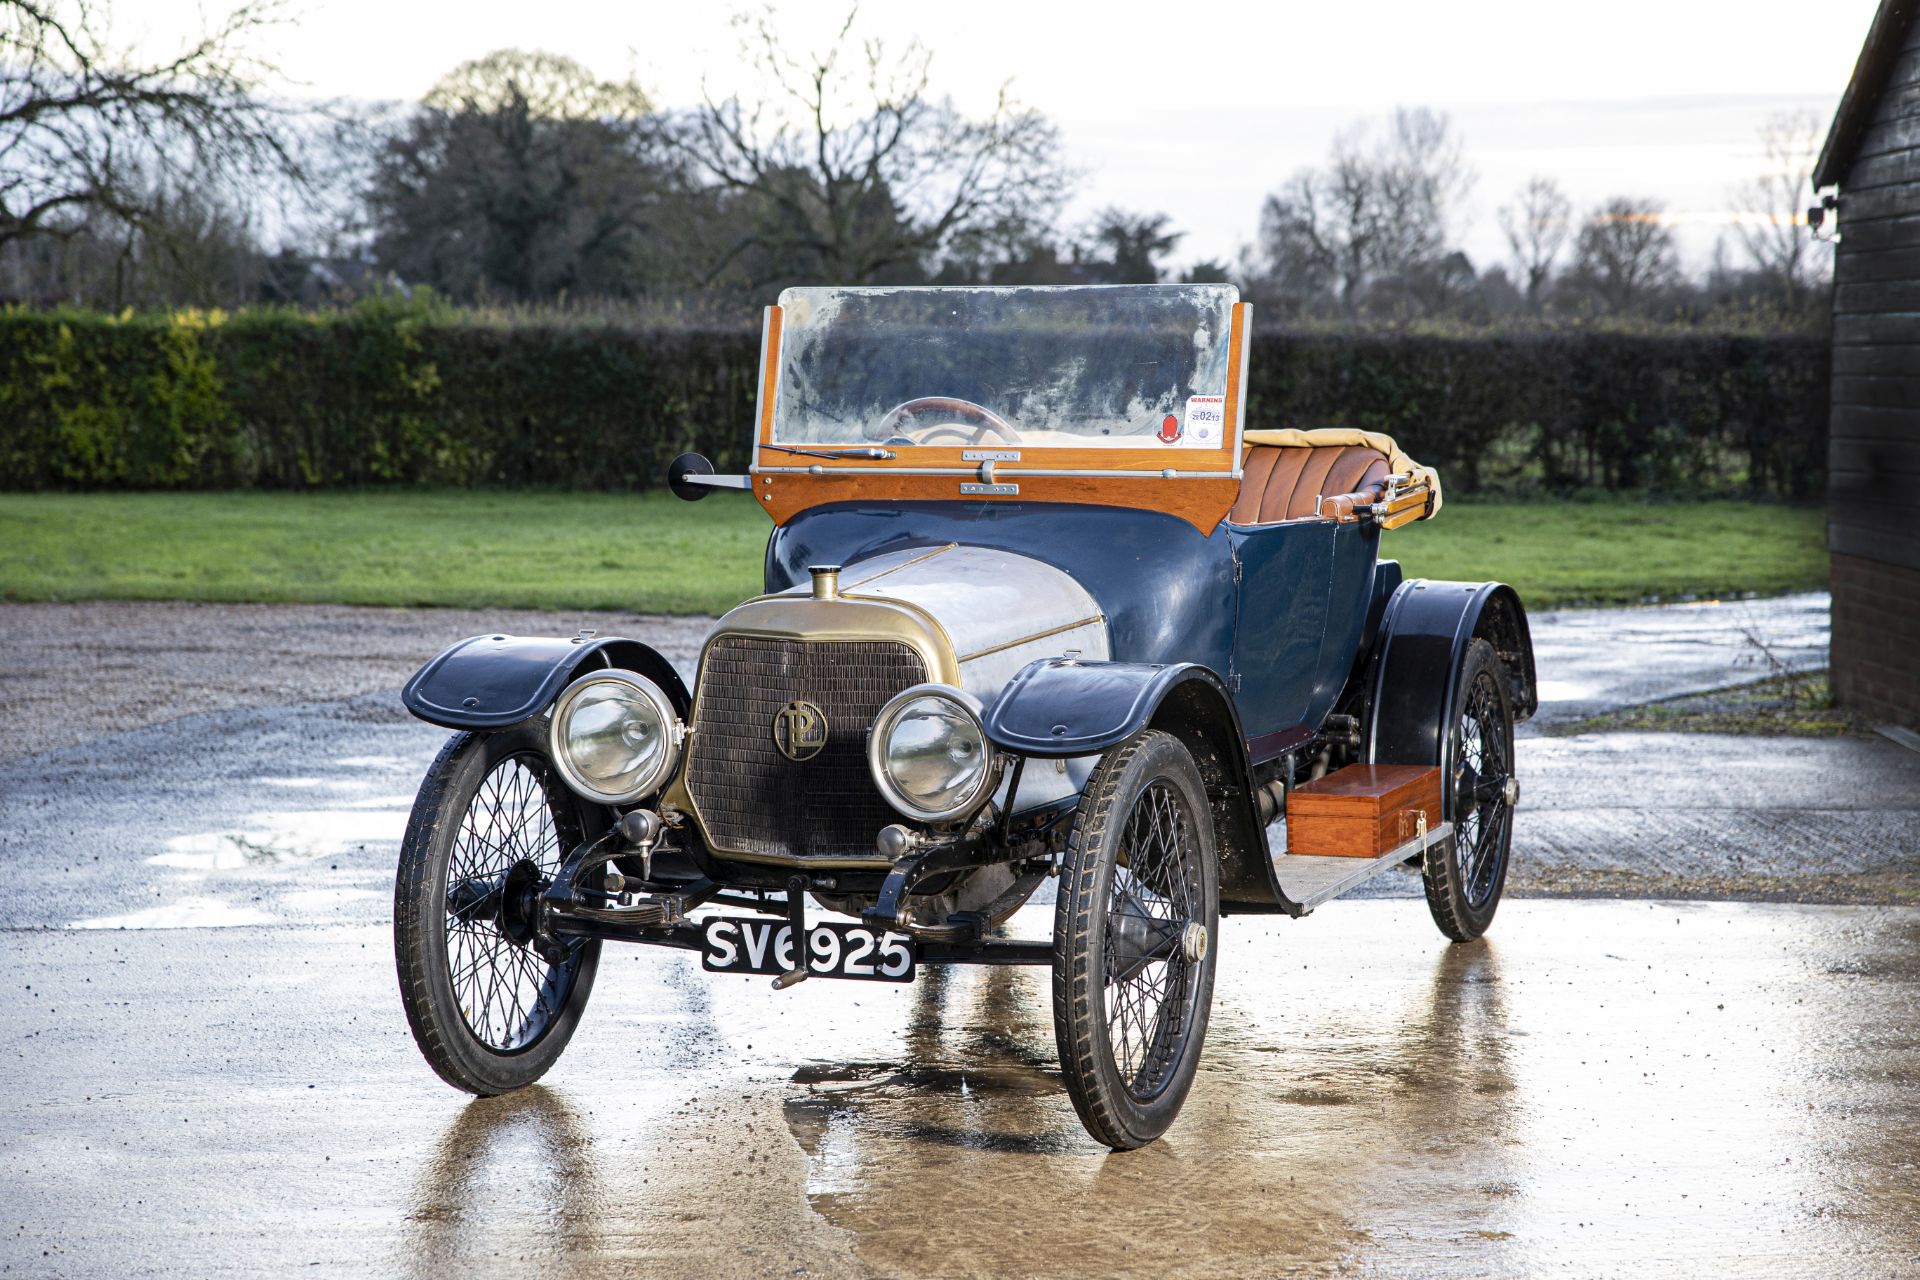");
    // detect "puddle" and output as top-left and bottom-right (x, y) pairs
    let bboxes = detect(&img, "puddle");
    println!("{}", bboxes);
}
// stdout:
(779, 964), (1085, 1221)
(793, 1059), (1060, 1099)
(334, 755), (414, 770)
(70, 897), (274, 929)
(276, 887), (382, 911)
(783, 1055), (1080, 1182)
(785, 1058), (1065, 1147)
(148, 804), (407, 870)
(1533, 678), (1599, 703)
